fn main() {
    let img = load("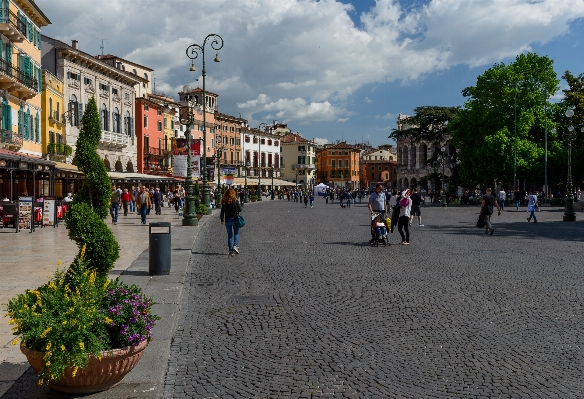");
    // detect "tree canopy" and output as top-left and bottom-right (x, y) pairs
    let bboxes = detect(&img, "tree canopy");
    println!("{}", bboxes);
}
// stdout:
(449, 53), (563, 188)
